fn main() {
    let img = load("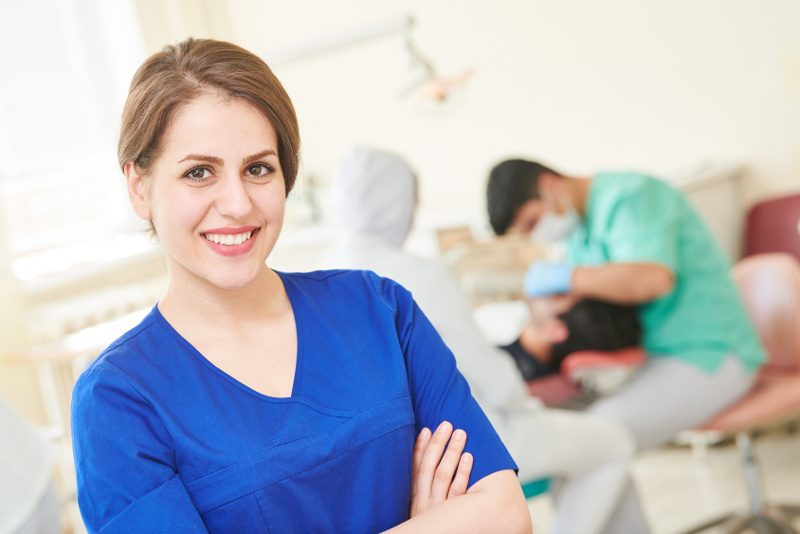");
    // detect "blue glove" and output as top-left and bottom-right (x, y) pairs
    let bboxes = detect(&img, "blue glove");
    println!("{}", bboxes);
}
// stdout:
(524, 260), (574, 297)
